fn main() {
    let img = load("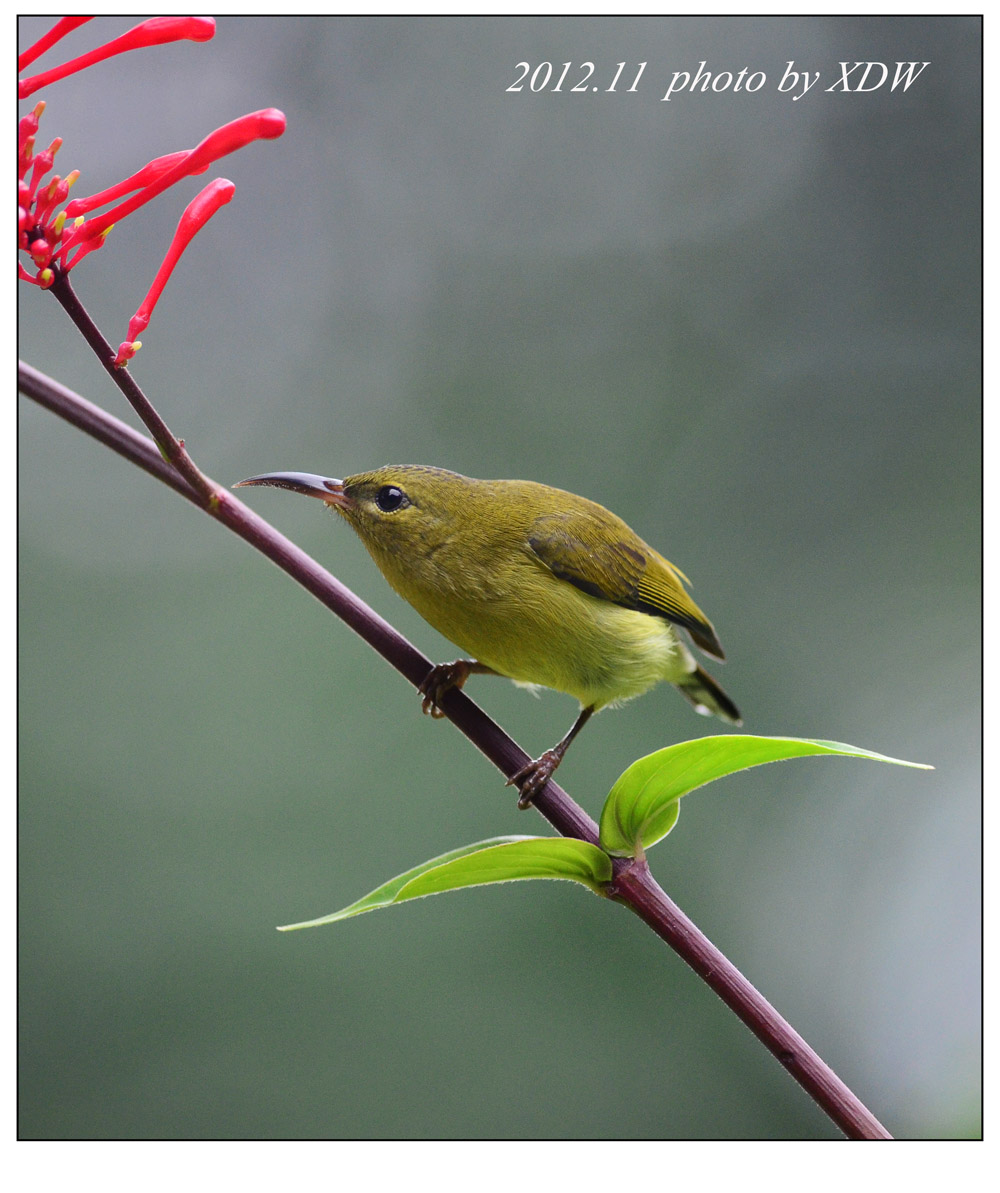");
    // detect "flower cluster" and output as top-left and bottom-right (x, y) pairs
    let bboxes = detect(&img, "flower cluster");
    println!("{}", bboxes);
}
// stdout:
(18, 16), (285, 366)
(18, 97), (78, 288)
